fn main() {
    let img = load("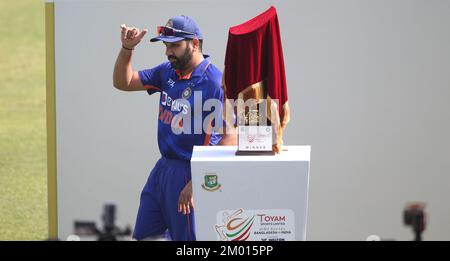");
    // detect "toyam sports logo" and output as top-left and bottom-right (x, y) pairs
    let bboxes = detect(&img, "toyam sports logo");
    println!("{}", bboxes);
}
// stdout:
(215, 209), (255, 241)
